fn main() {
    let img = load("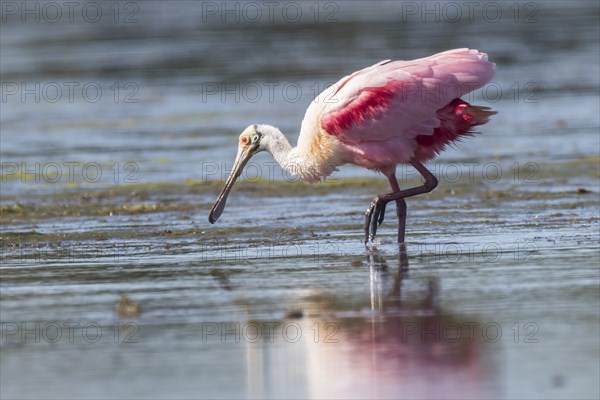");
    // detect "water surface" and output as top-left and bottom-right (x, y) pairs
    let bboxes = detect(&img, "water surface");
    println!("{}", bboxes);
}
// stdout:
(1, 1), (599, 399)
